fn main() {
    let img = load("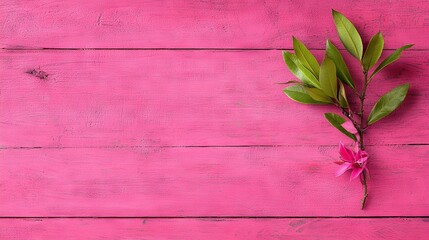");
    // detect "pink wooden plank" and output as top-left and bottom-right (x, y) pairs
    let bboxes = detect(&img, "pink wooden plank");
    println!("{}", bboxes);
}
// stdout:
(1, 0), (427, 49)
(1, 218), (428, 240)
(0, 145), (428, 216)
(0, 50), (426, 147)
